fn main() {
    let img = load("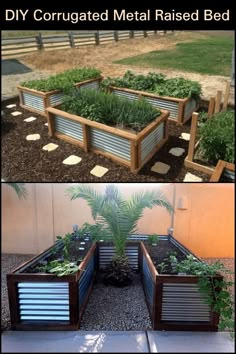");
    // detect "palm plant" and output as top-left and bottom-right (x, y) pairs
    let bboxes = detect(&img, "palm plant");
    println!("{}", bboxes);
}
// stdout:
(66, 184), (173, 286)
(5, 183), (28, 199)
